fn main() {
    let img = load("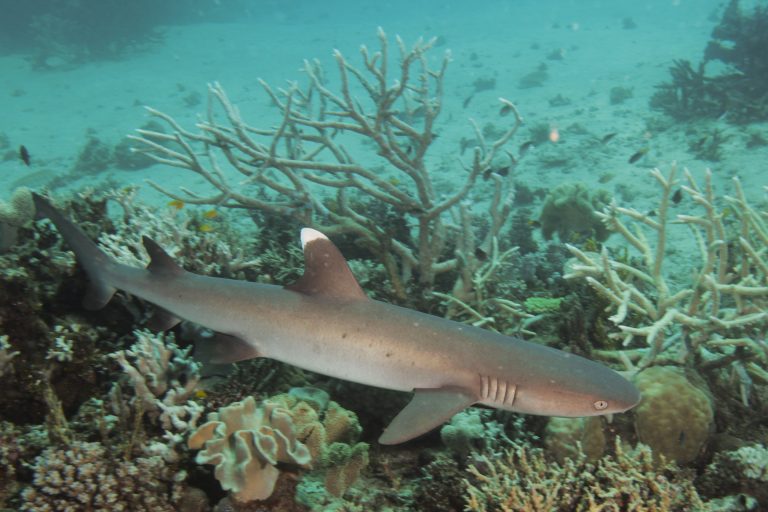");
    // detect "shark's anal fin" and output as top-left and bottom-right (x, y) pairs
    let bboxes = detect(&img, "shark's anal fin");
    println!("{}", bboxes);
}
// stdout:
(286, 228), (367, 300)
(378, 387), (478, 445)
